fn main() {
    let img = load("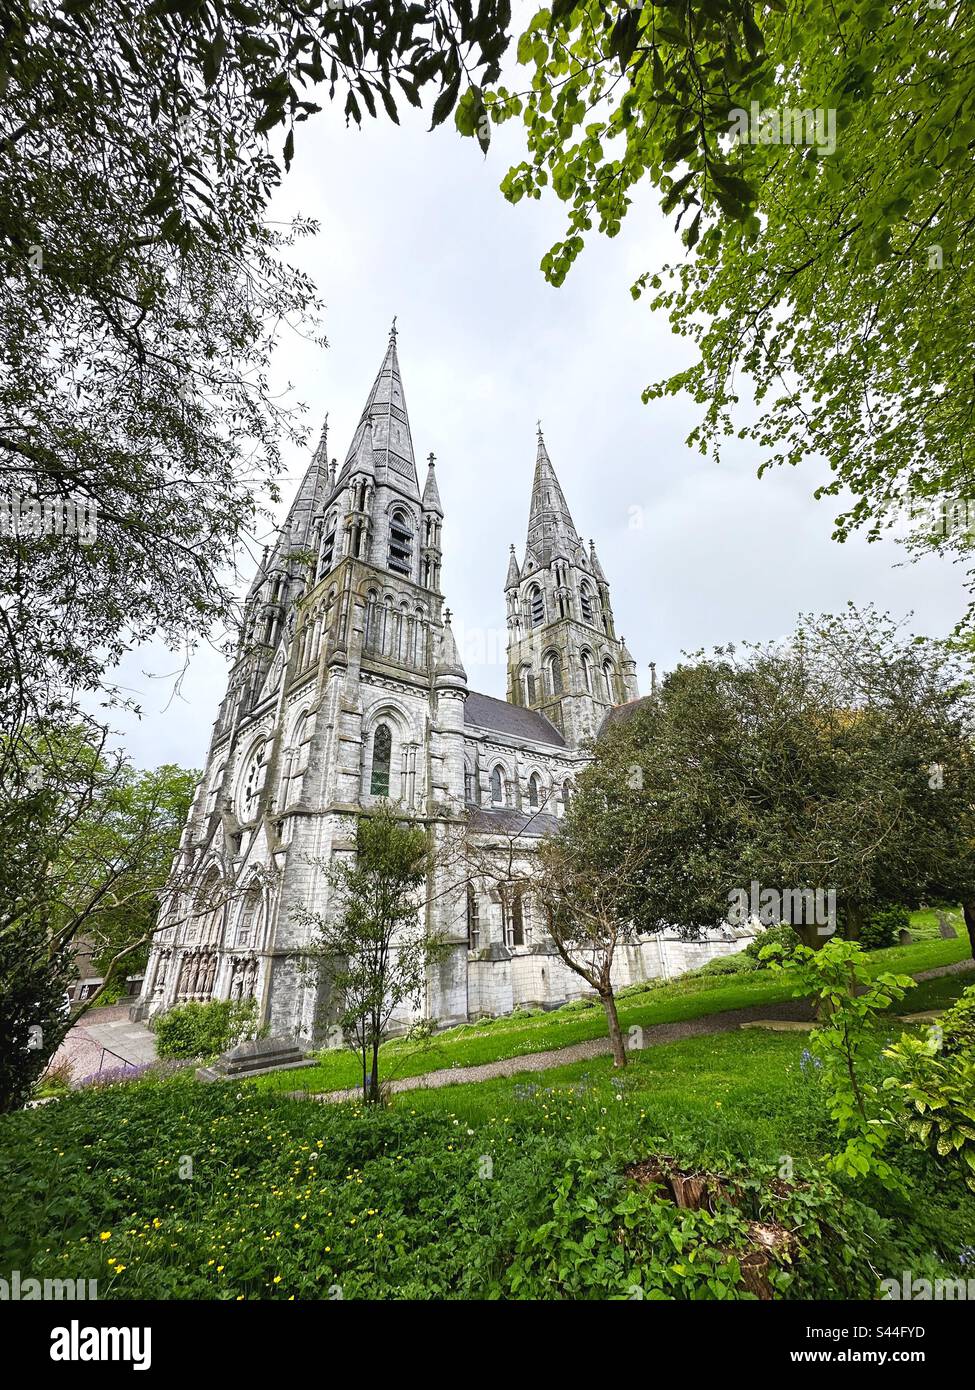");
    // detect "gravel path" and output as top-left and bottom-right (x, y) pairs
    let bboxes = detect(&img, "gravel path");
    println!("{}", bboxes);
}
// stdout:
(298, 956), (975, 1105)
(298, 997), (818, 1104)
